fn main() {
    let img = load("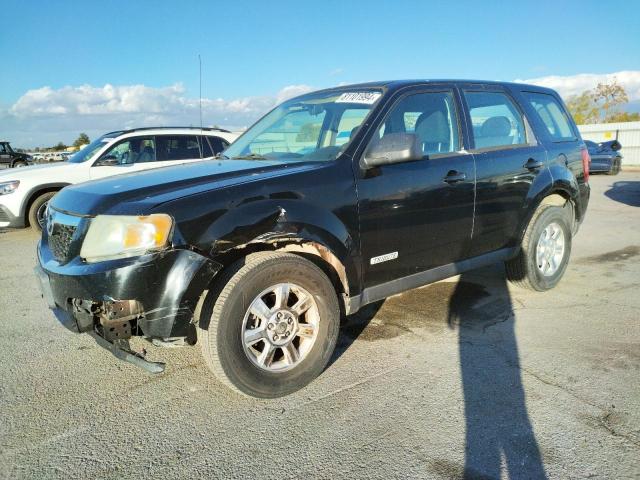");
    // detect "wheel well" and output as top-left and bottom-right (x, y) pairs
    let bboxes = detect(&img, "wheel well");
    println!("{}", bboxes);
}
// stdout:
(211, 240), (350, 307)
(24, 187), (63, 225)
(538, 191), (577, 231)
